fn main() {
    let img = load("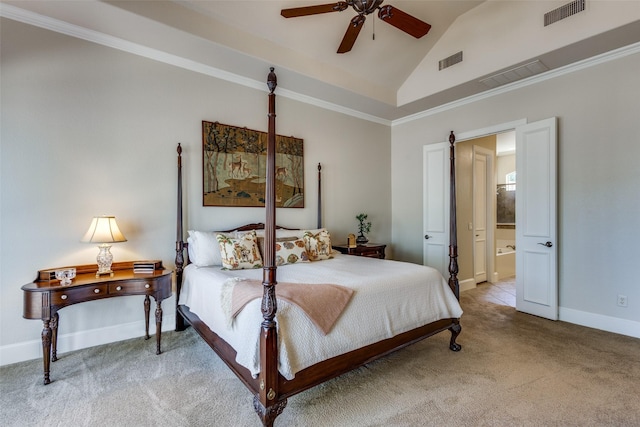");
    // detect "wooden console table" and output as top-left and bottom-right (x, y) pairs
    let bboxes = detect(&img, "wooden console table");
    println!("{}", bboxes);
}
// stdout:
(22, 261), (172, 385)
